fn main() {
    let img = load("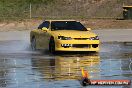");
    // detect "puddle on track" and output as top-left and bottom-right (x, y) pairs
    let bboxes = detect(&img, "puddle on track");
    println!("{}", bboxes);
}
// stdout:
(0, 40), (131, 88)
